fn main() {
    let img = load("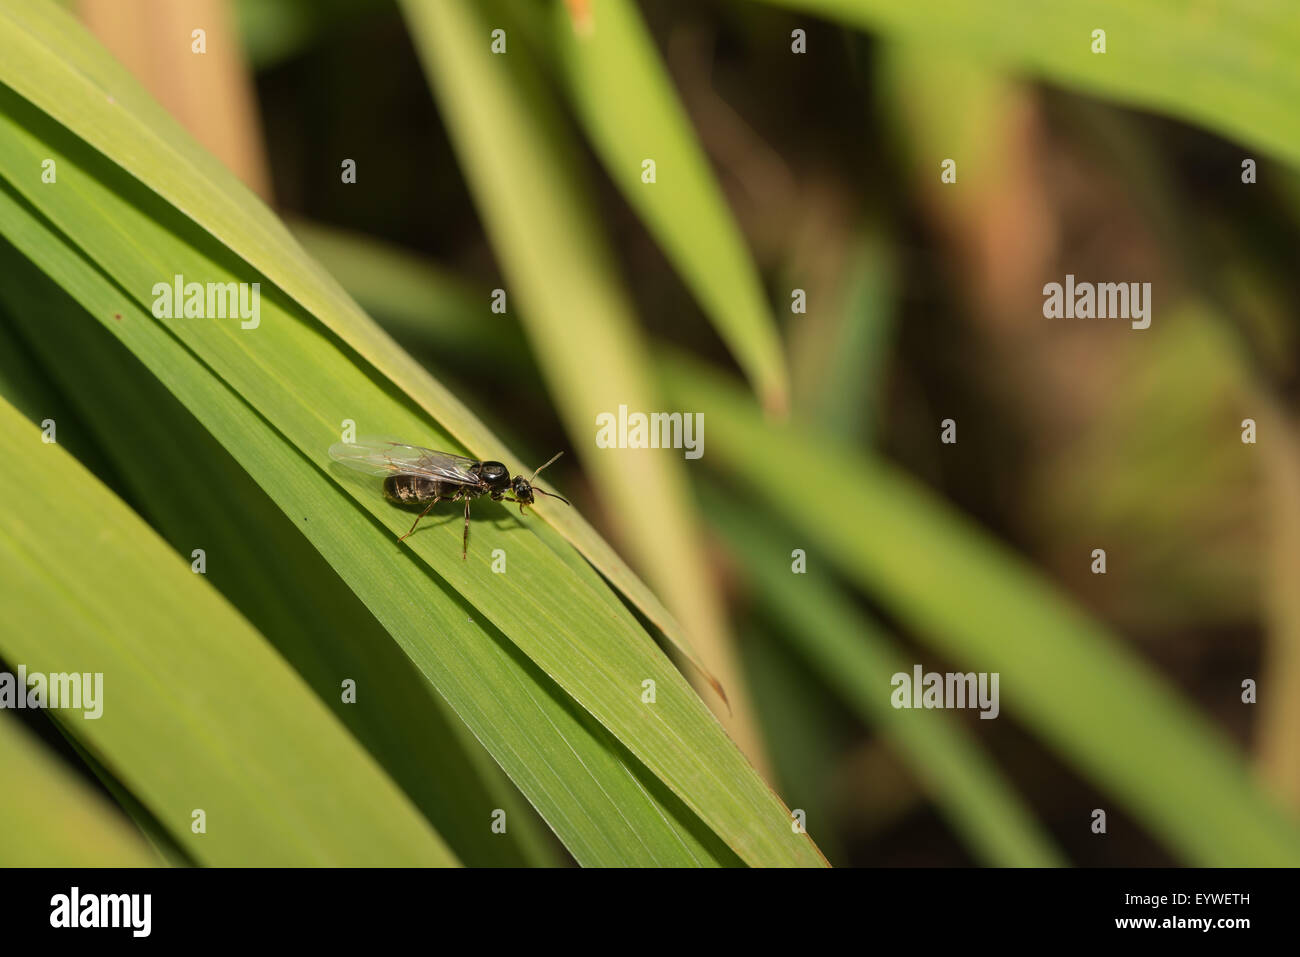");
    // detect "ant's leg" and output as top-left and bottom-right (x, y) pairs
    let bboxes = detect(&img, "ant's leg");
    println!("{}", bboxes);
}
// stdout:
(398, 498), (439, 542)
(462, 499), (472, 560)
(499, 495), (528, 514)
